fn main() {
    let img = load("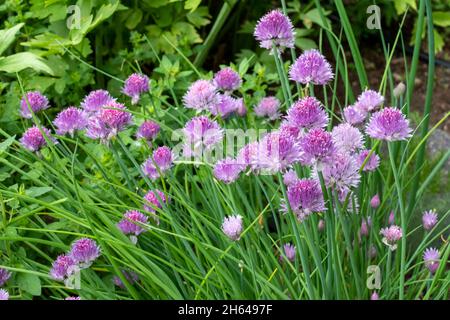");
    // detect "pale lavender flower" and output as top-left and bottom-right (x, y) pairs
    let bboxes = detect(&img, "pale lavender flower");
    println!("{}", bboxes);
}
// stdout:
(20, 91), (50, 118)
(113, 270), (139, 288)
(0, 268), (11, 287)
(289, 49), (333, 85)
(356, 149), (380, 172)
(279, 120), (304, 141)
(69, 238), (100, 267)
(254, 9), (295, 53)
(122, 73), (149, 104)
(183, 80), (220, 111)
(370, 292), (379, 300)
(65, 296), (81, 300)
(300, 128), (335, 167)
(213, 67), (242, 92)
(143, 190), (168, 214)
(235, 98), (247, 116)
(183, 116), (223, 158)
(280, 243), (296, 262)
(136, 120), (160, 141)
(285, 97), (329, 130)
(86, 102), (133, 142)
(357, 89), (384, 112)
(117, 210), (148, 239)
(254, 96), (281, 120)
(210, 94), (240, 118)
(213, 158), (243, 184)
(380, 225), (402, 251)
(81, 90), (115, 114)
(422, 210), (438, 231)
(332, 123), (364, 154)
(366, 107), (412, 141)
(142, 146), (173, 180)
(20, 126), (56, 152)
(343, 104), (367, 125)
(237, 142), (259, 168)
(53, 107), (88, 137)
(283, 169), (299, 187)
(0, 289), (9, 300)
(423, 247), (440, 274)
(222, 215), (243, 240)
(370, 194), (380, 209)
(284, 179), (325, 222)
(50, 254), (76, 281)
